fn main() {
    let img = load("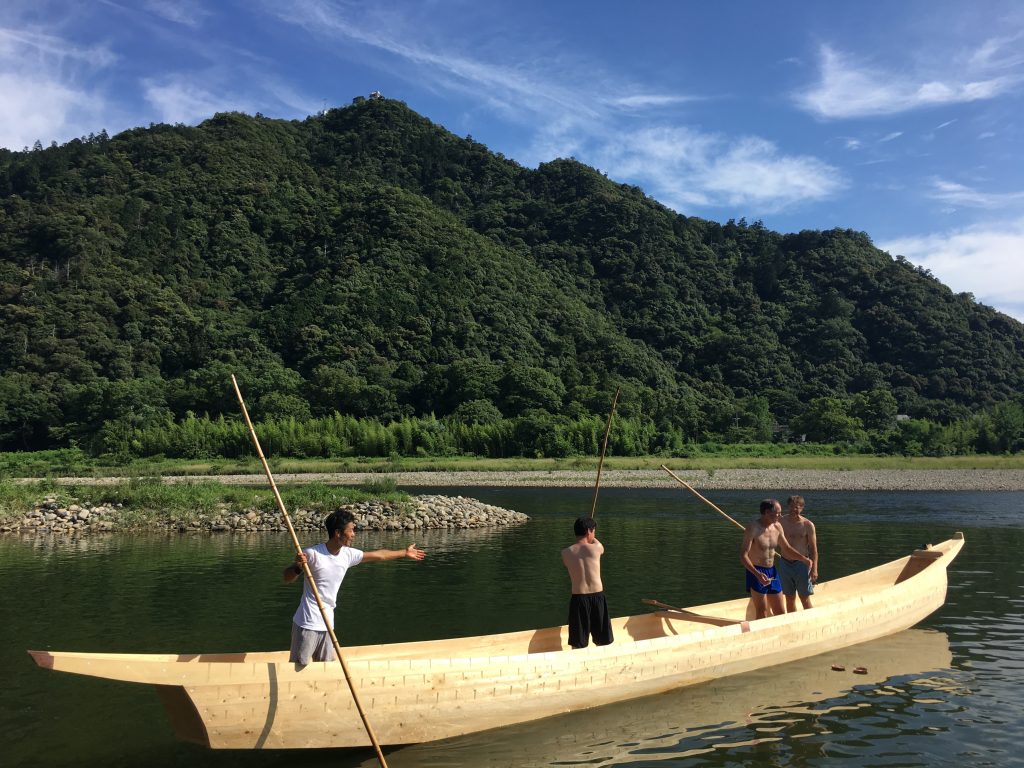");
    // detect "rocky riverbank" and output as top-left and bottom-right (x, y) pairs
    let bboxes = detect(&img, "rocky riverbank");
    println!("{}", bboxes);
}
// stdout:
(6, 467), (1022, 536)
(0, 494), (529, 536)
